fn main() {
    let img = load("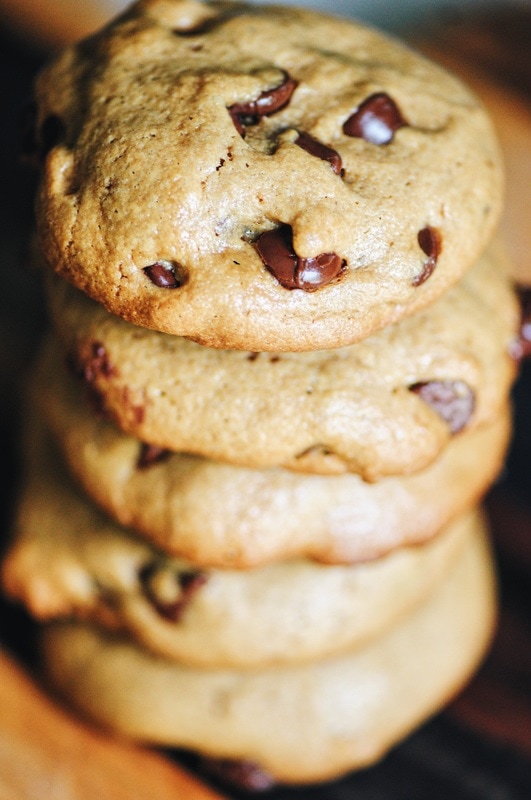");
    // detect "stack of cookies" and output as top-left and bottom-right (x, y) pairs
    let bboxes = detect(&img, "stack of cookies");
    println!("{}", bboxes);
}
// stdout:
(1, 0), (524, 789)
